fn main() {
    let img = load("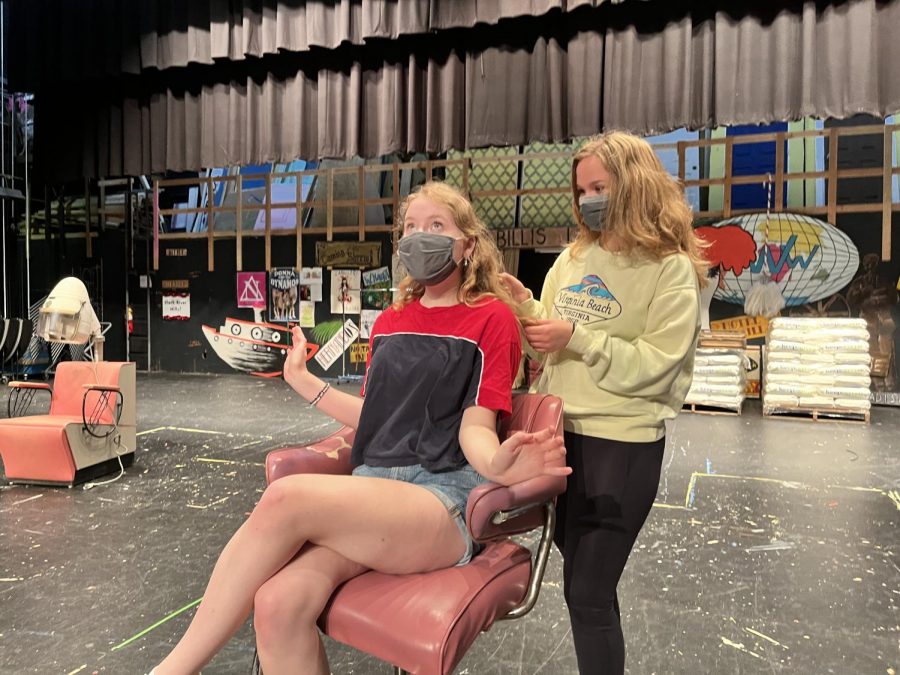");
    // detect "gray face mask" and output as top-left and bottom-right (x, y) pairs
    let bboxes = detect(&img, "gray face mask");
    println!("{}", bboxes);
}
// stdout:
(578, 193), (609, 232)
(398, 232), (460, 286)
